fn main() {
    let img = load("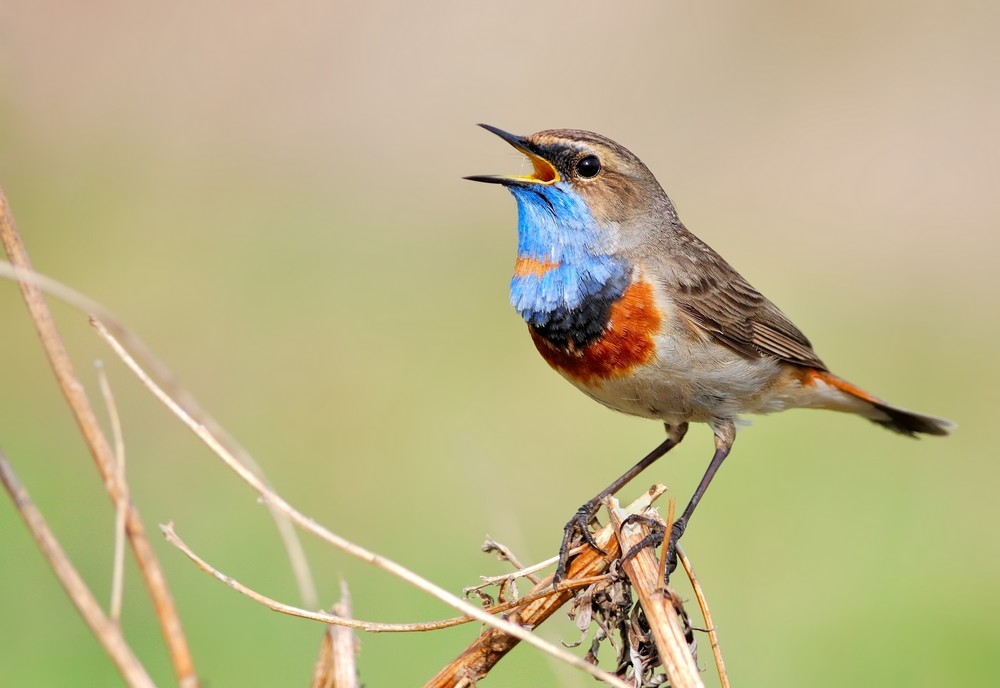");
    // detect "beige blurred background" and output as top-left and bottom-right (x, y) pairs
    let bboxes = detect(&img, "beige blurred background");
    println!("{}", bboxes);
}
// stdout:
(1, 2), (997, 686)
